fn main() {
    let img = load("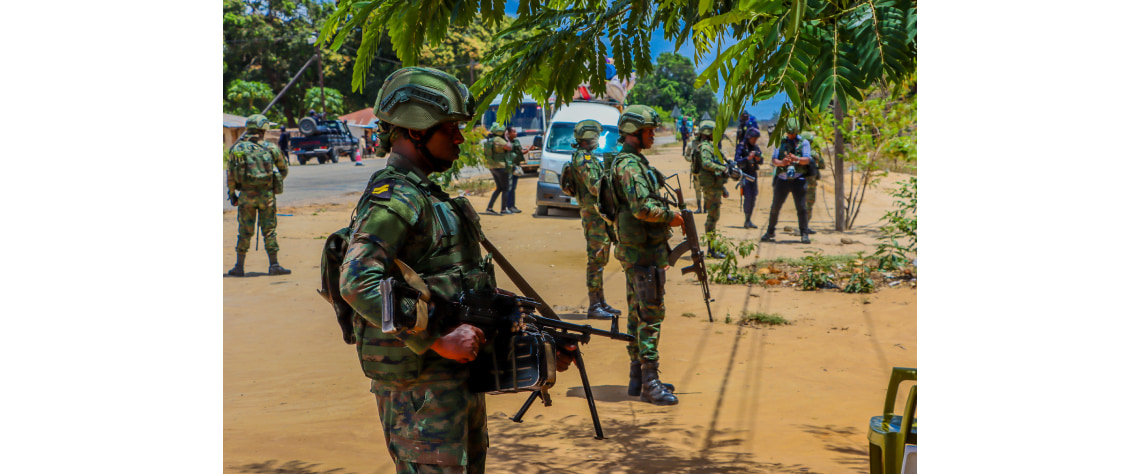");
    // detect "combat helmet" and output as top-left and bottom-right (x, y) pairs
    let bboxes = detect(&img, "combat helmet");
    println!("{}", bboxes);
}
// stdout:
(617, 105), (661, 136)
(785, 117), (800, 134)
(574, 120), (602, 140)
(373, 67), (475, 130)
(489, 123), (507, 136)
(698, 120), (716, 136)
(745, 127), (762, 139)
(245, 114), (274, 130)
